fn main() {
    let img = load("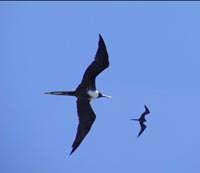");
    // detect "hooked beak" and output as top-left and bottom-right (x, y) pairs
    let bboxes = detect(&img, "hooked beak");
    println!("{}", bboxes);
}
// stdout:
(101, 93), (112, 98)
